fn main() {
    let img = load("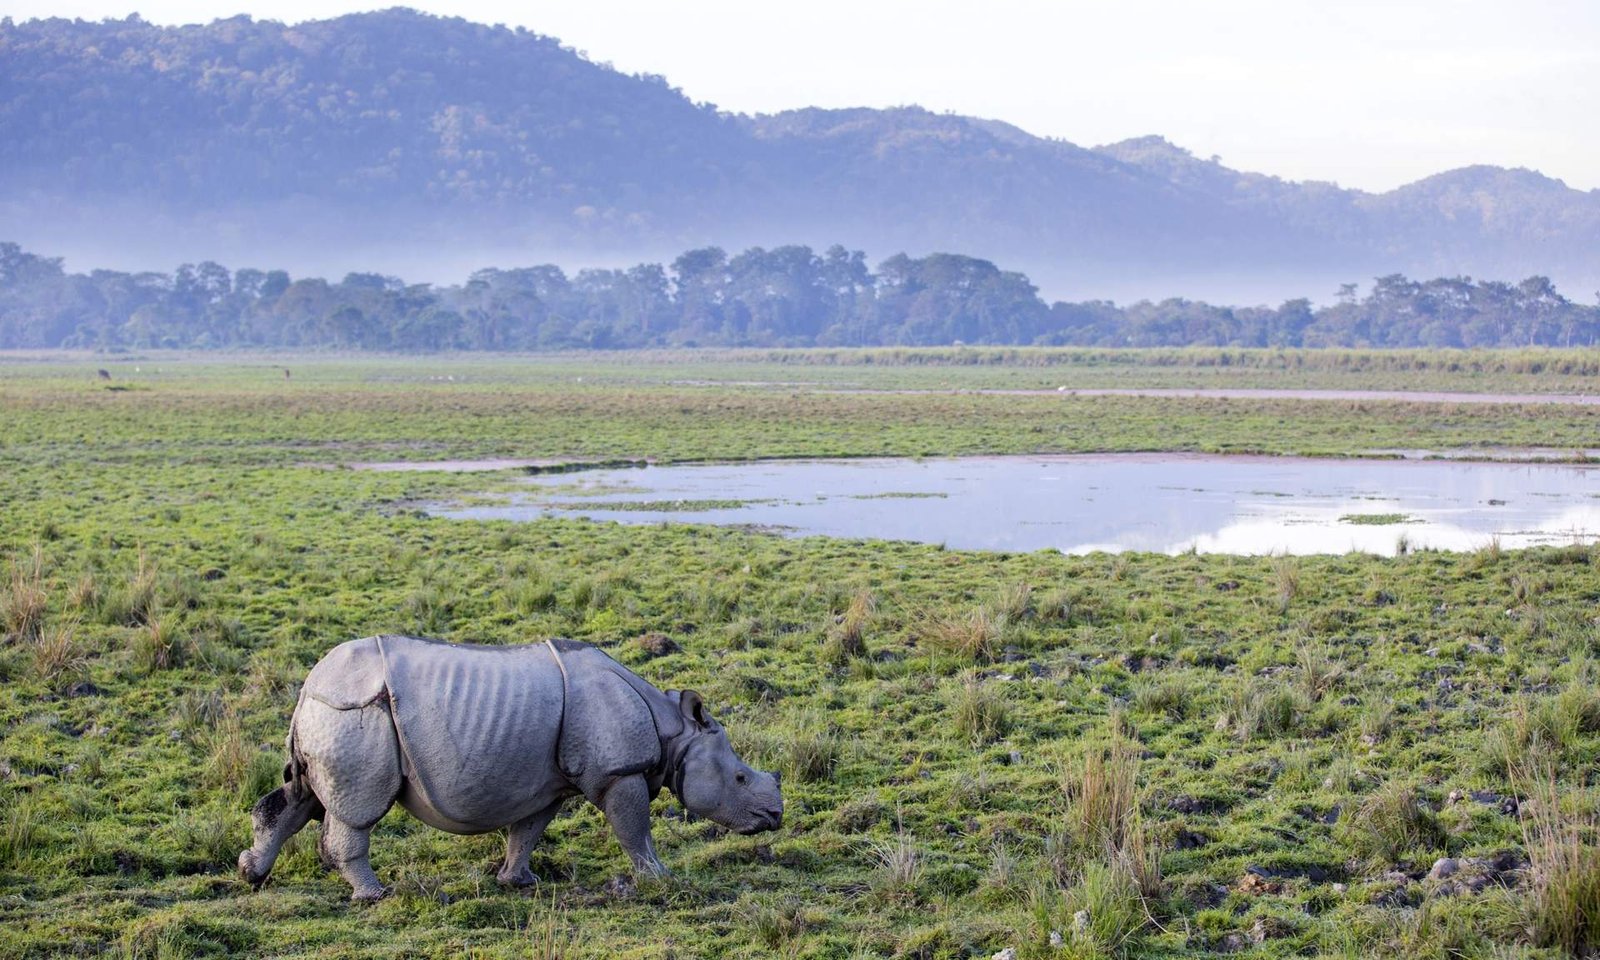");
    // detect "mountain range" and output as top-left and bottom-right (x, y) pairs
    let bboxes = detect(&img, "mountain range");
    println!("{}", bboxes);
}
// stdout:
(2, 8), (1596, 303)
